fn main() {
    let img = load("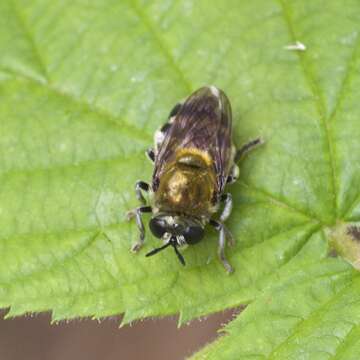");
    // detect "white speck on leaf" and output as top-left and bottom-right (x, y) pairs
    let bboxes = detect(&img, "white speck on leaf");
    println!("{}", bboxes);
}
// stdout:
(284, 41), (306, 51)
(130, 72), (146, 83)
(293, 178), (302, 186)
